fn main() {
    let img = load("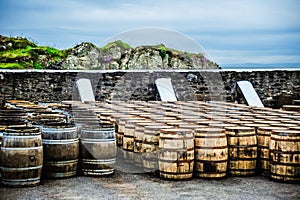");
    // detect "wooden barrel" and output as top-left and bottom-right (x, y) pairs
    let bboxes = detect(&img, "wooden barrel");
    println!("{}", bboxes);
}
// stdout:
(269, 129), (300, 183)
(123, 119), (150, 164)
(80, 123), (116, 176)
(256, 127), (287, 176)
(225, 126), (257, 176)
(142, 125), (172, 174)
(159, 128), (194, 180)
(194, 128), (228, 179)
(114, 115), (137, 146)
(41, 123), (79, 178)
(0, 127), (43, 187)
(134, 122), (163, 168)
(30, 113), (67, 125)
